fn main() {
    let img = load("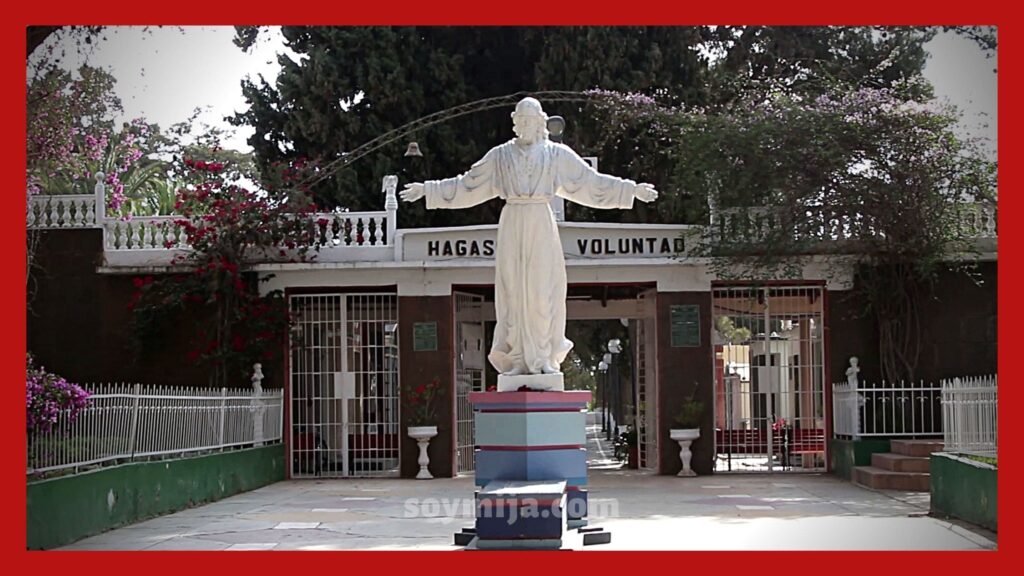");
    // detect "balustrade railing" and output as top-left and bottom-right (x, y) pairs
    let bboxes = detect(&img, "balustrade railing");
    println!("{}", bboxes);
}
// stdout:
(710, 202), (997, 245)
(28, 175), (400, 262)
(28, 195), (98, 229)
